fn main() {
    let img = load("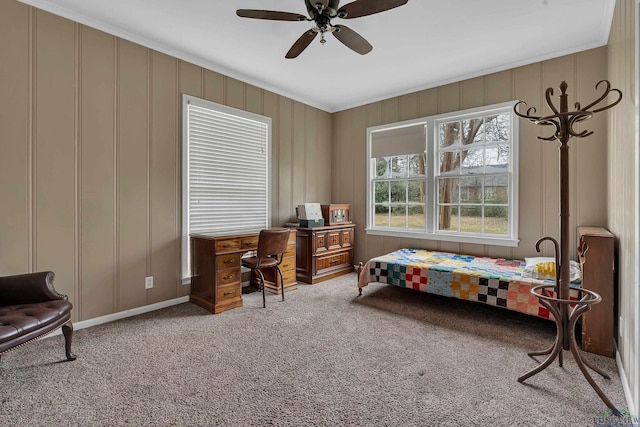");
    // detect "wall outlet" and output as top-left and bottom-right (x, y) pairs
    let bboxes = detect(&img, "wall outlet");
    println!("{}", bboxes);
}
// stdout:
(145, 276), (153, 290)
